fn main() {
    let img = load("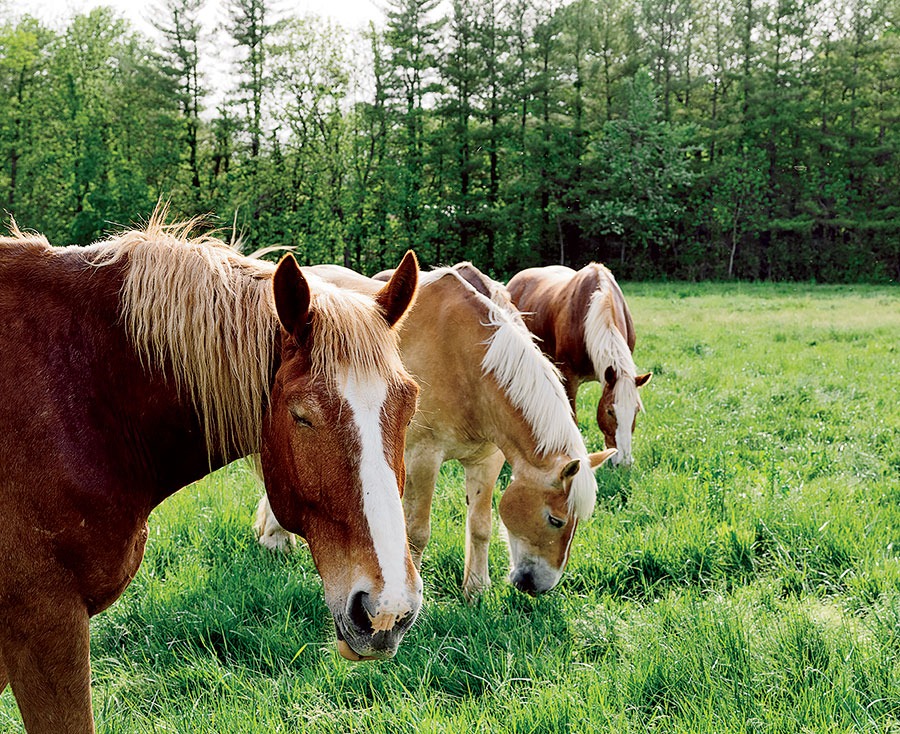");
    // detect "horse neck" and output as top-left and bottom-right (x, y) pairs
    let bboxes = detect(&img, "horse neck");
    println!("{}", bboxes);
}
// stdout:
(29, 248), (228, 506)
(478, 383), (560, 479)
